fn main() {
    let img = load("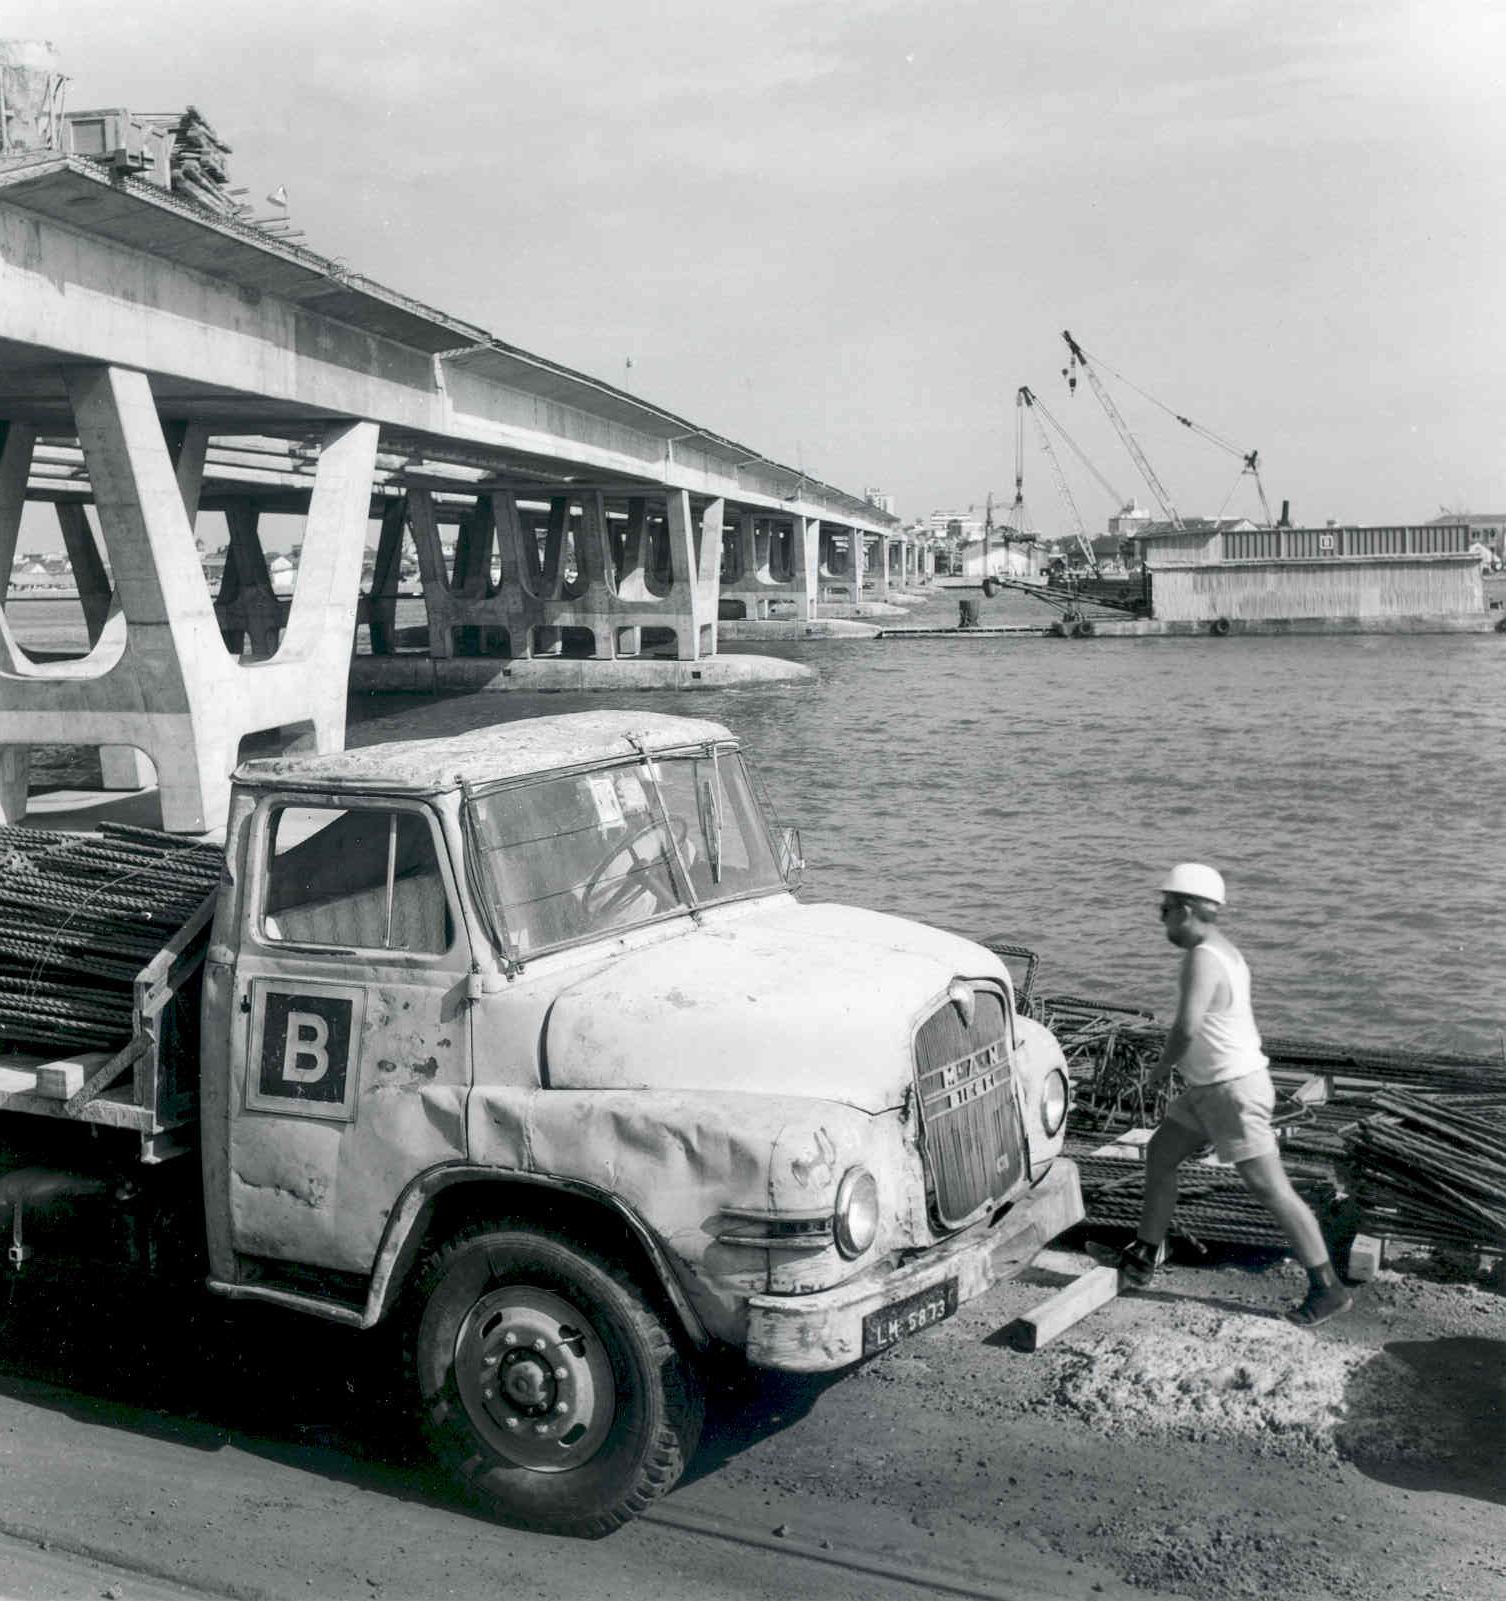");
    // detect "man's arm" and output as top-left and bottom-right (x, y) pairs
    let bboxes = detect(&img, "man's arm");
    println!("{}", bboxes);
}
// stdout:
(1149, 945), (1221, 1084)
